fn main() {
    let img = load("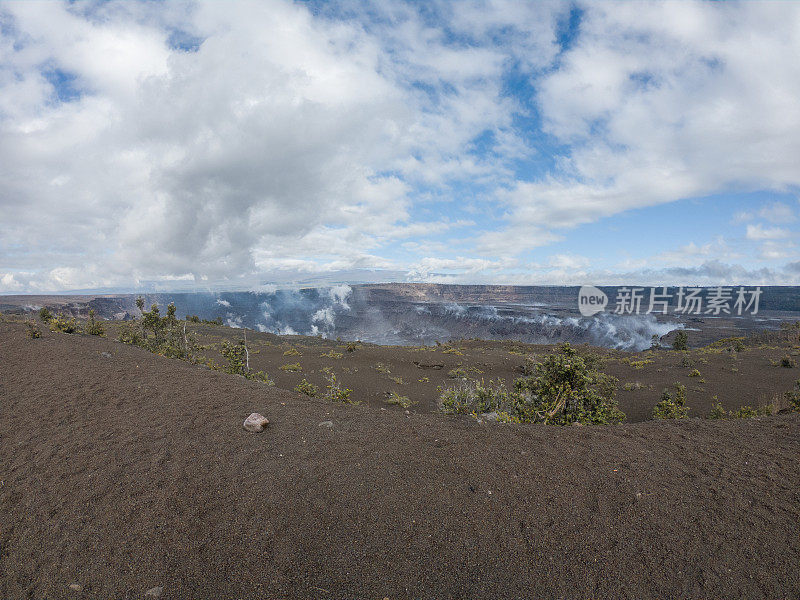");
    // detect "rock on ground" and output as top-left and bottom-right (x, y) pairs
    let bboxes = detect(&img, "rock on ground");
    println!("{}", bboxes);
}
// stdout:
(243, 413), (269, 432)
